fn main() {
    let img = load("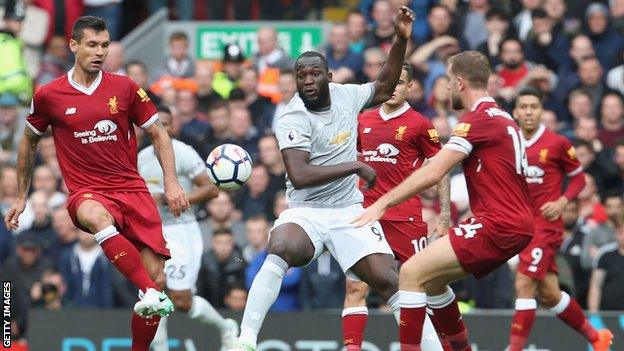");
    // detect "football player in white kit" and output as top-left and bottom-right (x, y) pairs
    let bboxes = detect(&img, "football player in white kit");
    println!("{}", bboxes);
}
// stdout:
(230, 7), (442, 351)
(138, 105), (239, 350)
